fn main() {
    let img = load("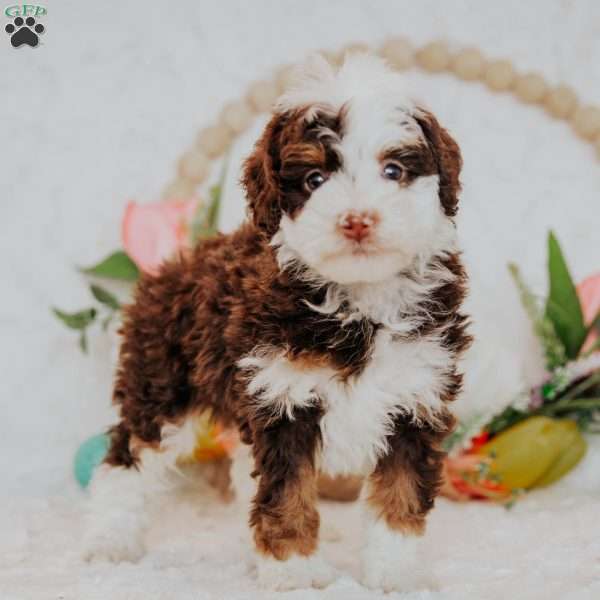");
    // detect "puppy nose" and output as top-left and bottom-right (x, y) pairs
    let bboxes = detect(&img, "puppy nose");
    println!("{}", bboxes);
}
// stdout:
(338, 211), (378, 242)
